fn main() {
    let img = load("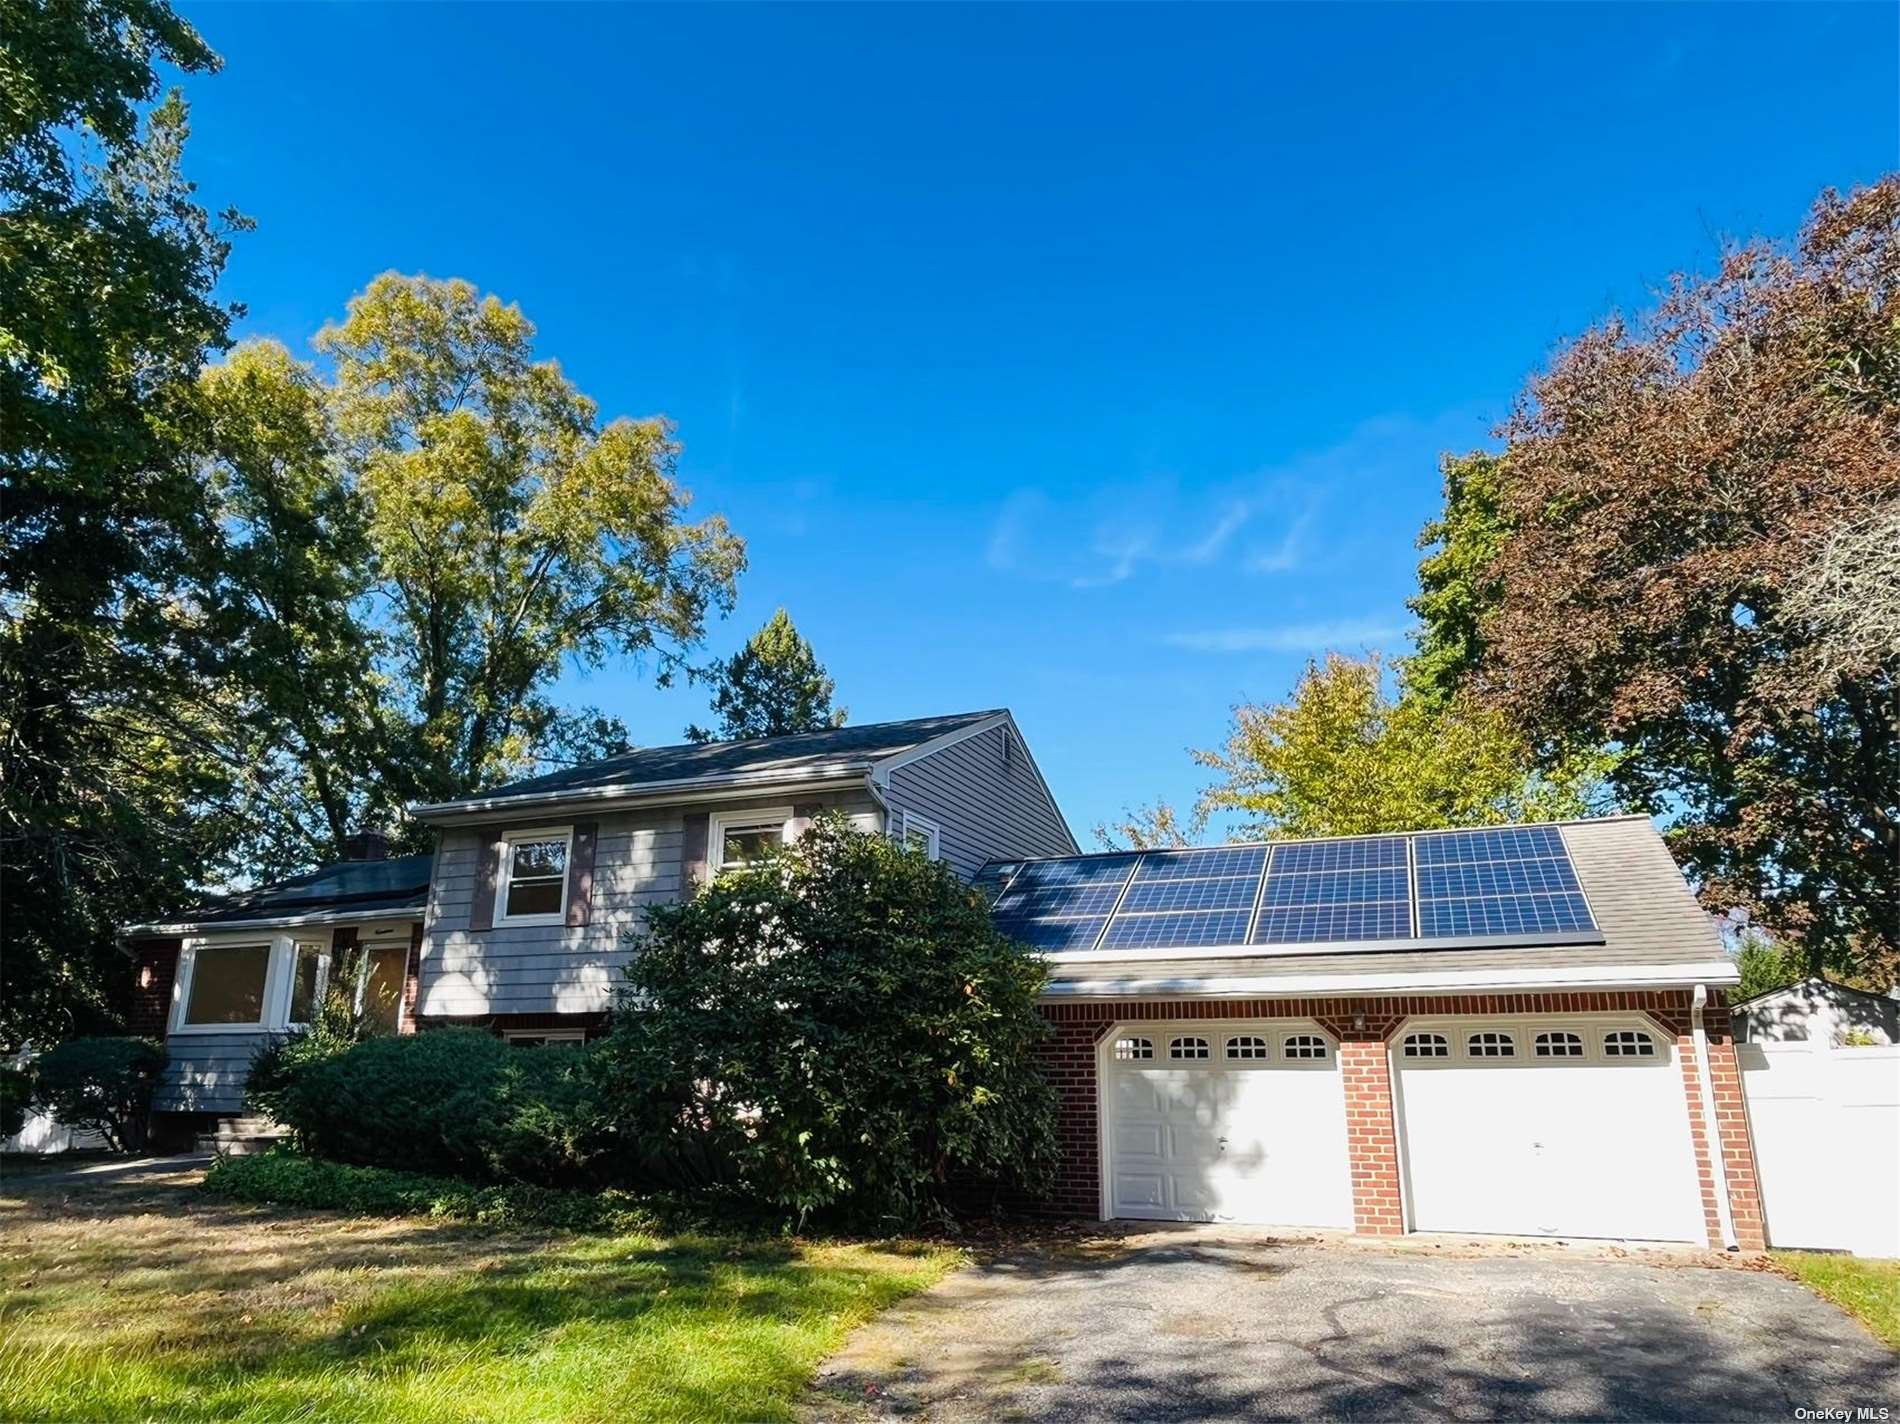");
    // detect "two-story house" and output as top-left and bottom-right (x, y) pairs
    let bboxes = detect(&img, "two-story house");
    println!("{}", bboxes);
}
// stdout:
(123, 706), (1765, 1253)
(125, 710), (1075, 1129)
